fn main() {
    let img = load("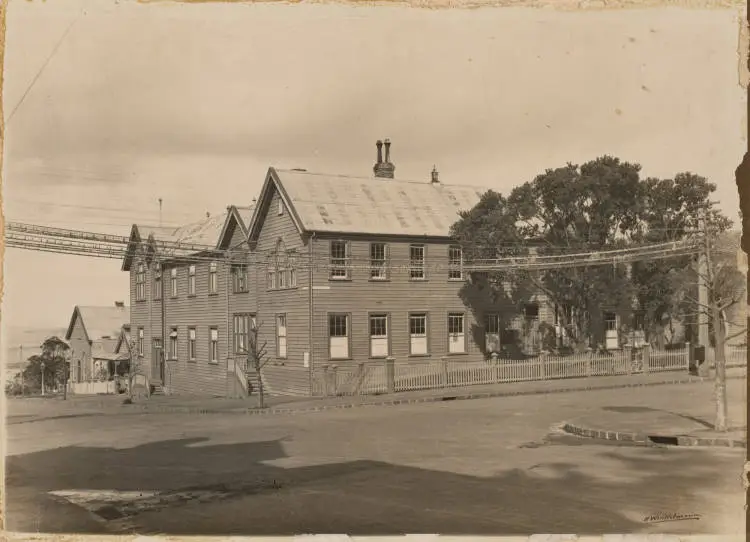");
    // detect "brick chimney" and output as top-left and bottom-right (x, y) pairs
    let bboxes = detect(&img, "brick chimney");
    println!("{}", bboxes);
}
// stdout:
(431, 166), (440, 184)
(373, 138), (395, 179)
